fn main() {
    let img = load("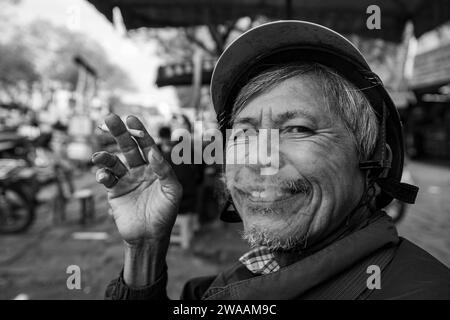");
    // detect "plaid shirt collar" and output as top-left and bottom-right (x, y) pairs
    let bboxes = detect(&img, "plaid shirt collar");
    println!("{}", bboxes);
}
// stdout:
(239, 246), (281, 275)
